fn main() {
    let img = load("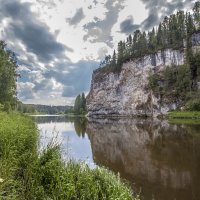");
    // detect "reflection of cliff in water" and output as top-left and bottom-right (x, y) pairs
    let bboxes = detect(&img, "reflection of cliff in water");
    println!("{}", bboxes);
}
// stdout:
(86, 118), (200, 200)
